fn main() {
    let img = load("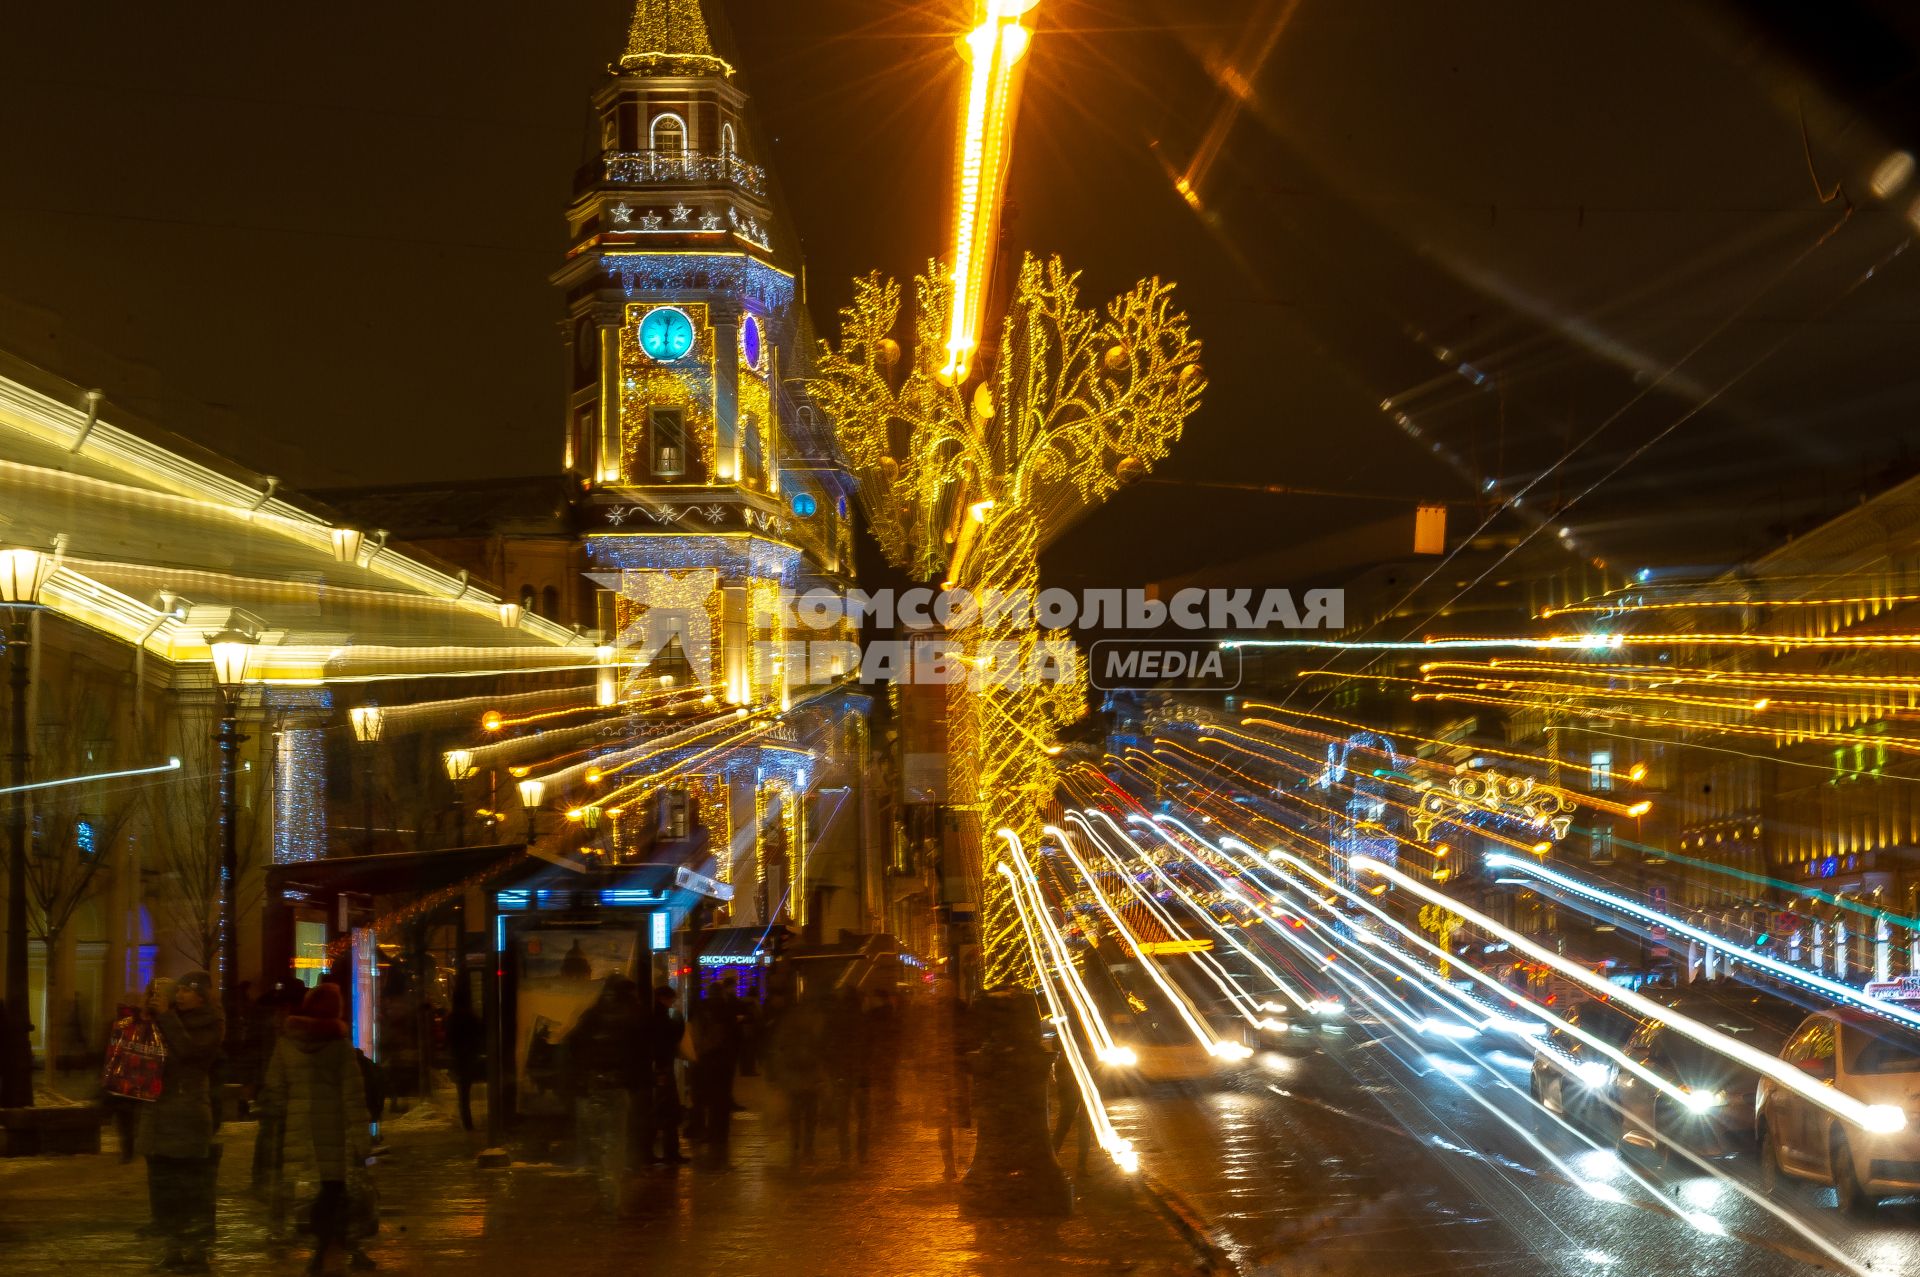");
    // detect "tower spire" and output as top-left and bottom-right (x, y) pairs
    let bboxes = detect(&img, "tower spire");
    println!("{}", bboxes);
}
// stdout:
(620, 0), (733, 77)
